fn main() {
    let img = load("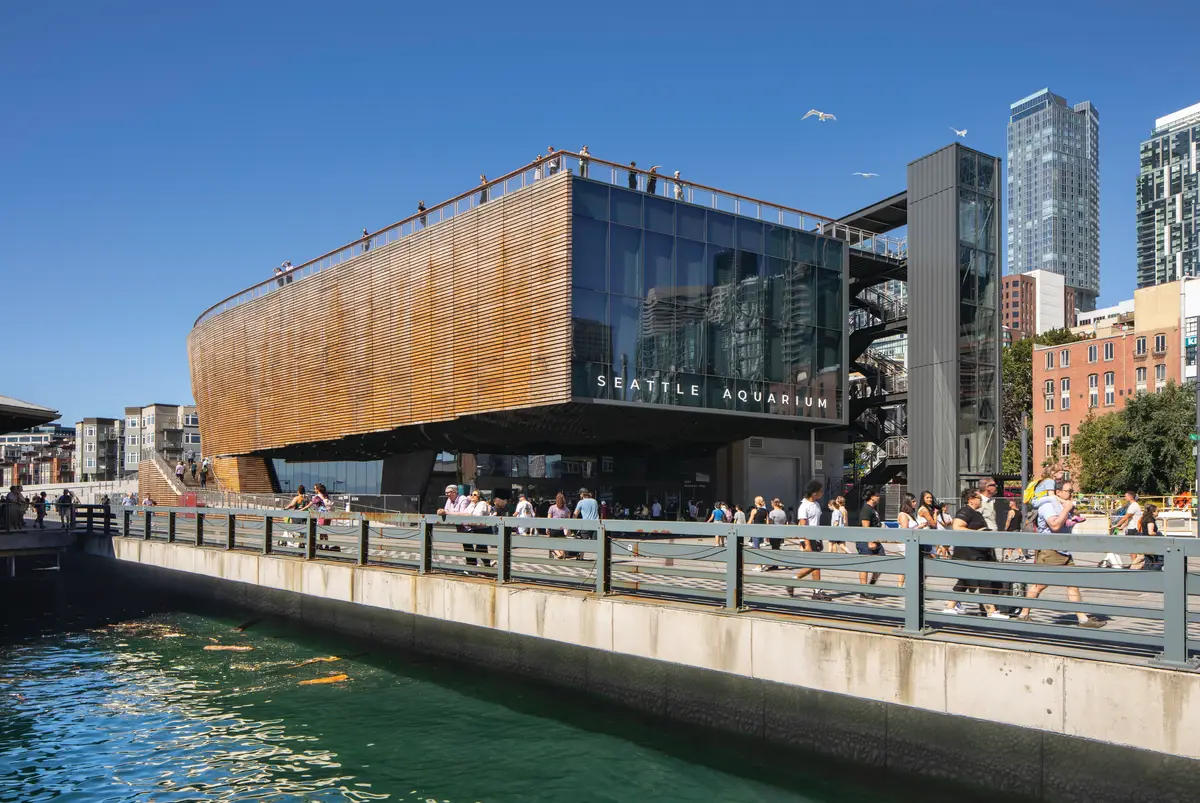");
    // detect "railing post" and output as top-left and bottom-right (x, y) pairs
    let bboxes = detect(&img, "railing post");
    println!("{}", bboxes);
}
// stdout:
(167, 511), (176, 543)
(263, 515), (273, 555)
(143, 510), (151, 540)
(122, 509), (131, 538)
(195, 512), (205, 547)
(306, 514), (317, 560)
(724, 526), (743, 610)
(1159, 542), (1193, 667)
(103, 506), (111, 536)
(85, 507), (94, 534)
(900, 533), (927, 634)
(595, 522), (610, 596)
(226, 513), (236, 550)
(358, 518), (369, 566)
(418, 519), (432, 574)
(496, 519), (510, 584)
